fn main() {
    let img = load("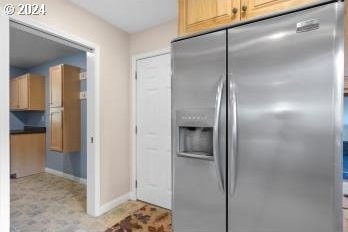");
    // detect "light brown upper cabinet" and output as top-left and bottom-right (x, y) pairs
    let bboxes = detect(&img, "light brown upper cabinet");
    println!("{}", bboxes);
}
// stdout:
(240, 0), (315, 20)
(49, 64), (81, 153)
(179, 0), (316, 36)
(10, 74), (45, 111)
(179, 0), (241, 35)
(49, 65), (63, 108)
